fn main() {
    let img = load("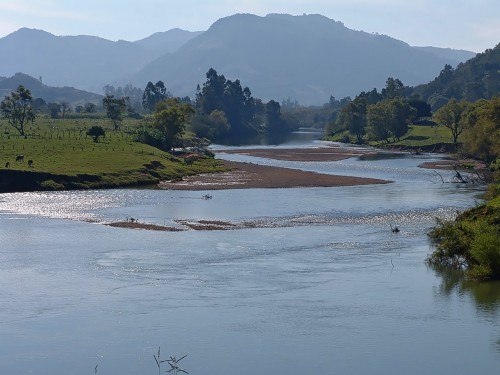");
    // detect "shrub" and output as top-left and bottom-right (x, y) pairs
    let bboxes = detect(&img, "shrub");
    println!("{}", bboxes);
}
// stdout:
(40, 179), (65, 190)
(87, 125), (105, 142)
